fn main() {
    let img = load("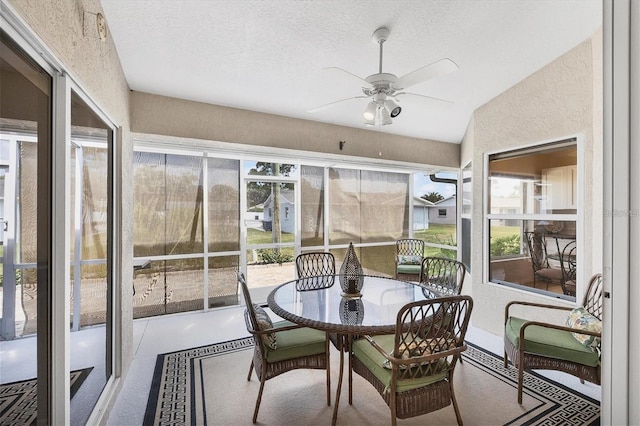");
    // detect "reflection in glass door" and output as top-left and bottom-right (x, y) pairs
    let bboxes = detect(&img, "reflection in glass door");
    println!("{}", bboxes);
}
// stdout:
(69, 90), (113, 424)
(244, 162), (298, 301)
(0, 29), (52, 424)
